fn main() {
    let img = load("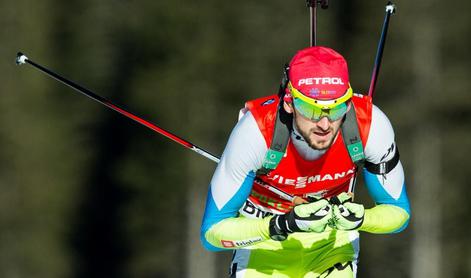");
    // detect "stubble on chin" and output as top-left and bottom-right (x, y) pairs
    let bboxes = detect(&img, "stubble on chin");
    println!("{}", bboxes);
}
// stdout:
(308, 131), (335, 150)
(298, 126), (339, 151)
